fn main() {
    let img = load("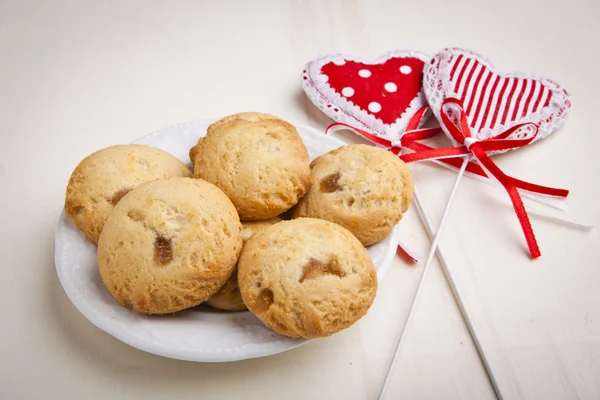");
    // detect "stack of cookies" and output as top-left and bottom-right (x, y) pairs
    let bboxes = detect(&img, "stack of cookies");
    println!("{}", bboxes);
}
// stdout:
(64, 112), (413, 339)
